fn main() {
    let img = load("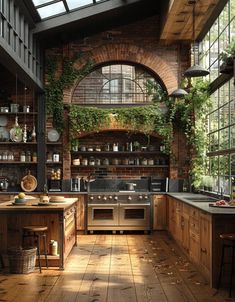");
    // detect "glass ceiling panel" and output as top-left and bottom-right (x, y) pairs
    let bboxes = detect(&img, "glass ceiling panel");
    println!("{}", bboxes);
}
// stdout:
(32, 0), (53, 6)
(66, 0), (94, 10)
(32, 0), (109, 20)
(37, 2), (66, 19)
